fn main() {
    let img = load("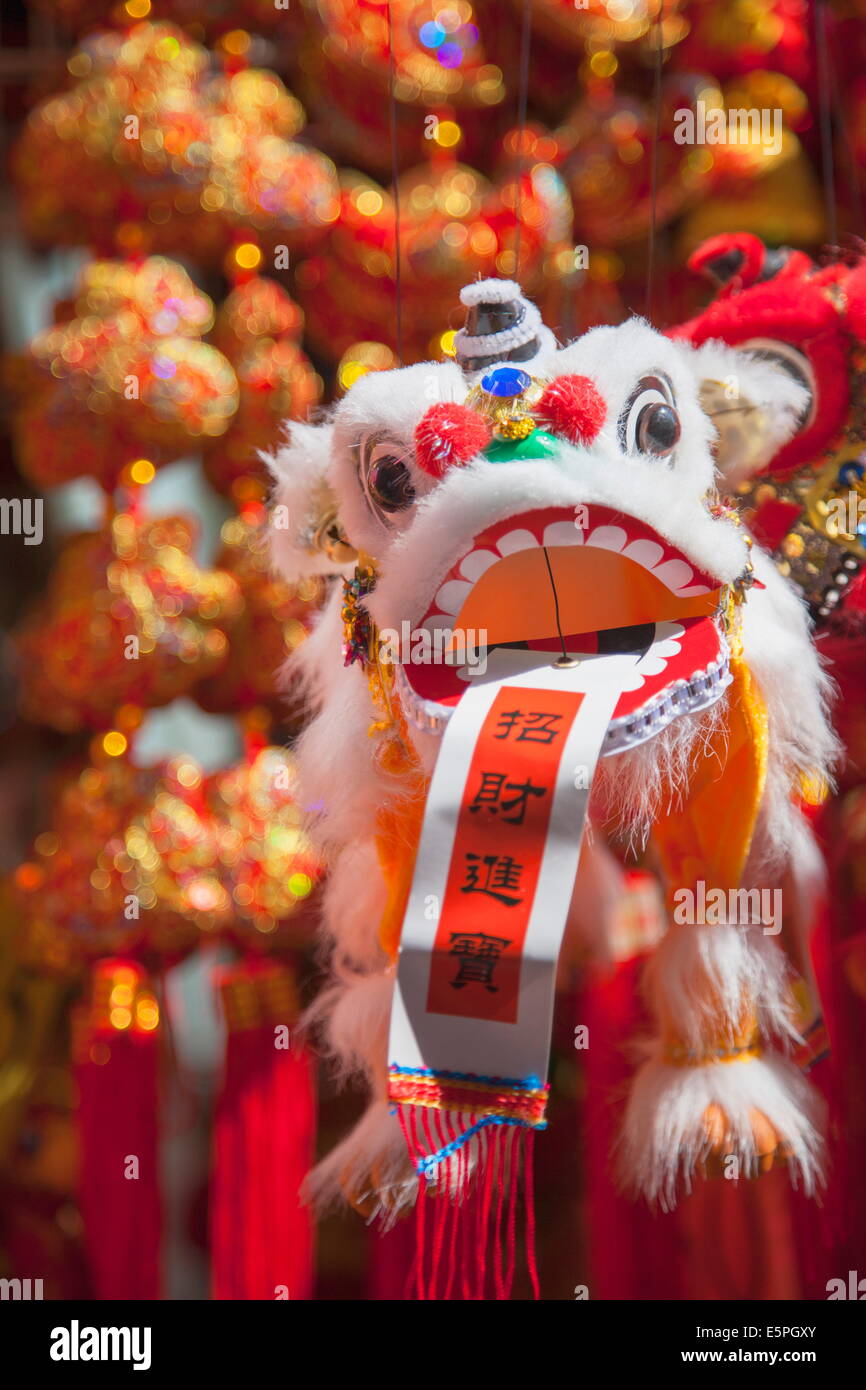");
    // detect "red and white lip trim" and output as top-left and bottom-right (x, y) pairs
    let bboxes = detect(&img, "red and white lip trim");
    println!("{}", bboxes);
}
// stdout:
(392, 502), (733, 754)
(394, 637), (732, 756)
